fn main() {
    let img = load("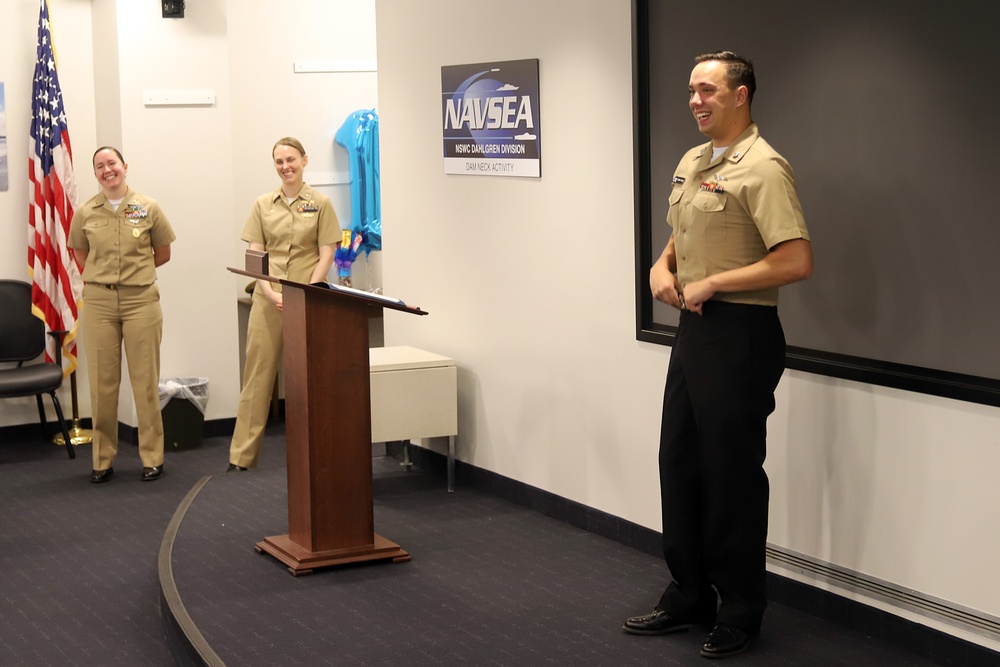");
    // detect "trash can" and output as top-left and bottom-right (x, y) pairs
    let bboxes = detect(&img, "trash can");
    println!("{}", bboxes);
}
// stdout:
(159, 377), (209, 451)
